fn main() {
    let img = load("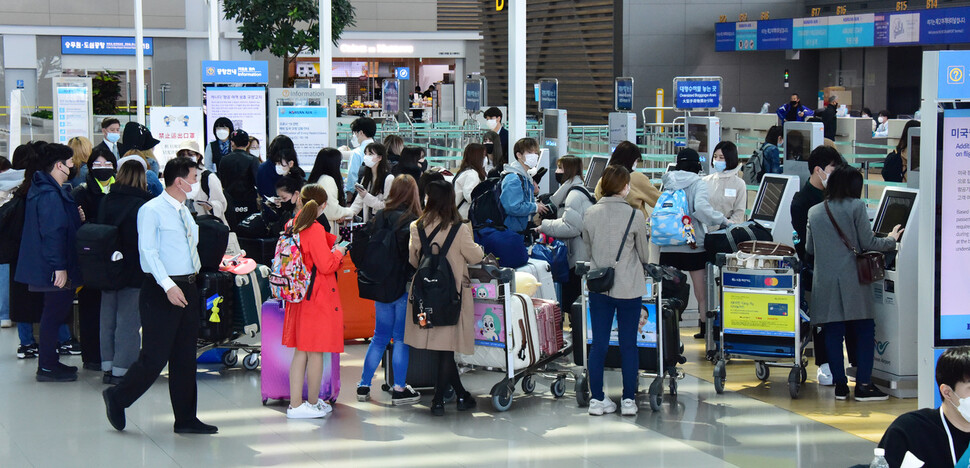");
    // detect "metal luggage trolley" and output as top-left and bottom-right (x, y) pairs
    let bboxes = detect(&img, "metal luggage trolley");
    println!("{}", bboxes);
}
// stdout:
(574, 263), (683, 412)
(711, 250), (809, 398)
(461, 272), (574, 412)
